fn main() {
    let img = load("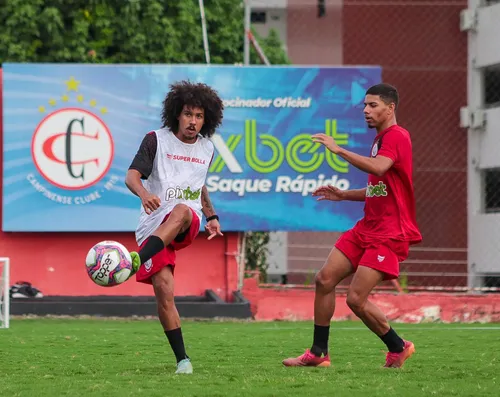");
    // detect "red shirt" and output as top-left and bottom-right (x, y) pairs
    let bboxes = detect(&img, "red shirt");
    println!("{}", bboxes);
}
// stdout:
(353, 124), (422, 244)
